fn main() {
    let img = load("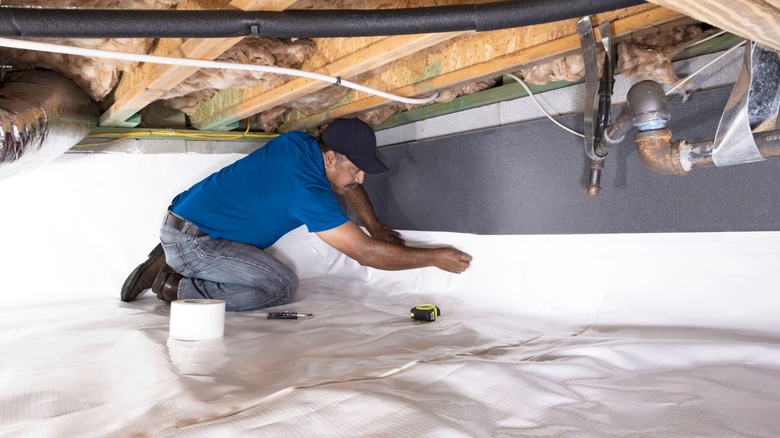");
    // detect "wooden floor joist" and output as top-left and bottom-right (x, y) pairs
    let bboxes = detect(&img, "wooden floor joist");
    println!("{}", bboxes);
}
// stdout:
(96, 1), (774, 135)
(279, 5), (684, 132)
(99, 0), (299, 128)
(189, 31), (470, 130)
(647, 0), (780, 52)
(189, 4), (671, 132)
